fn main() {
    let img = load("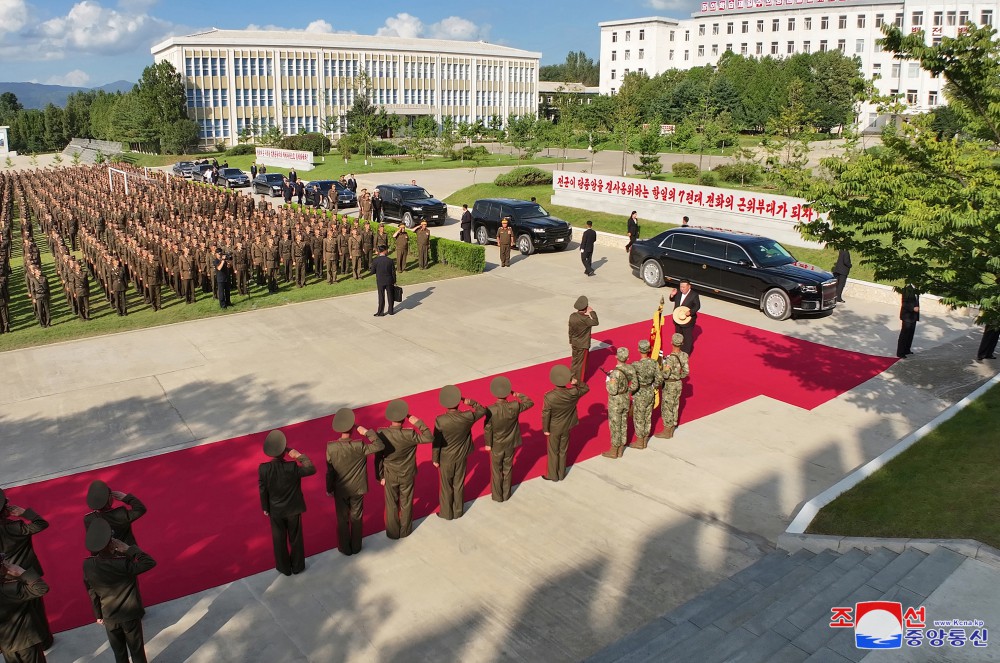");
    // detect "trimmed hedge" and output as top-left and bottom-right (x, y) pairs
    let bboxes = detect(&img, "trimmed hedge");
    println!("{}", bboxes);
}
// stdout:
(495, 166), (552, 187)
(226, 144), (257, 156)
(279, 132), (331, 156)
(672, 162), (699, 178)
